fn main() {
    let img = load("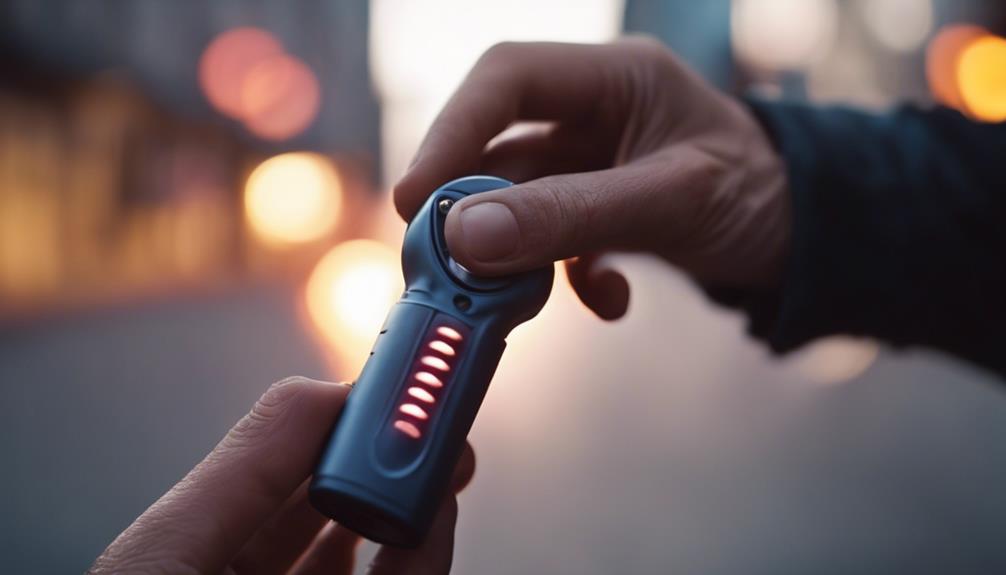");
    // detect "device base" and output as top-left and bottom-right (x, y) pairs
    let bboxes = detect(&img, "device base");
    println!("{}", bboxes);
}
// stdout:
(309, 475), (424, 548)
